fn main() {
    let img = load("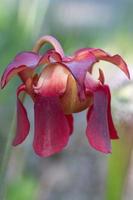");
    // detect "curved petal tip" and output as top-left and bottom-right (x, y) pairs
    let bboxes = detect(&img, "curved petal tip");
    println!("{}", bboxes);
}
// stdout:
(0, 52), (41, 88)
